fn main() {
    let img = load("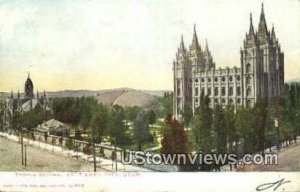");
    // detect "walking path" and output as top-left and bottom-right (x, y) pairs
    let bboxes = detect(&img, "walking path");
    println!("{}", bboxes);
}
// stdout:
(0, 132), (151, 172)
